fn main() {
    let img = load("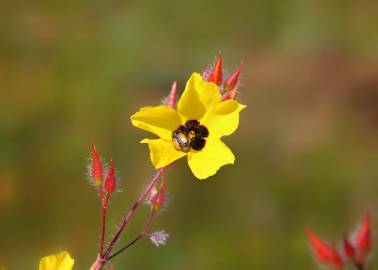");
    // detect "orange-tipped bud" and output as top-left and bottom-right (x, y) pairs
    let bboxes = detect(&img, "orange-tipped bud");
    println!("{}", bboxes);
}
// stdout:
(91, 144), (103, 186)
(224, 64), (243, 91)
(307, 229), (344, 269)
(104, 160), (116, 193)
(166, 81), (177, 108)
(207, 54), (223, 85)
(343, 235), (355, 259)
(354, 211), (372, 263)
(147, 178), (167, 211)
